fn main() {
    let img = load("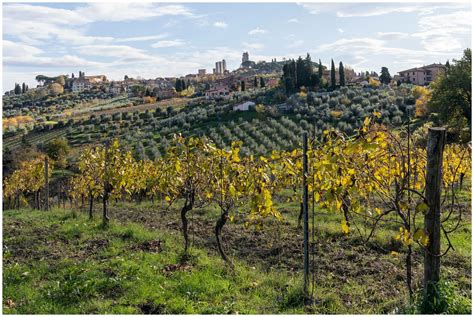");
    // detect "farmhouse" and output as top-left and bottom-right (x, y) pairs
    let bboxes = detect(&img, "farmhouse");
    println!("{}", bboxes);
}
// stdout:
(85, 75), (107, 84)
(205, 86), (232, 100)
(156, 88), (177, 99)
(398, 63), (445, 86)
(72, 78), (92, 93)
(233, 101), (255, 111)
(108, 81), (127, 95)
